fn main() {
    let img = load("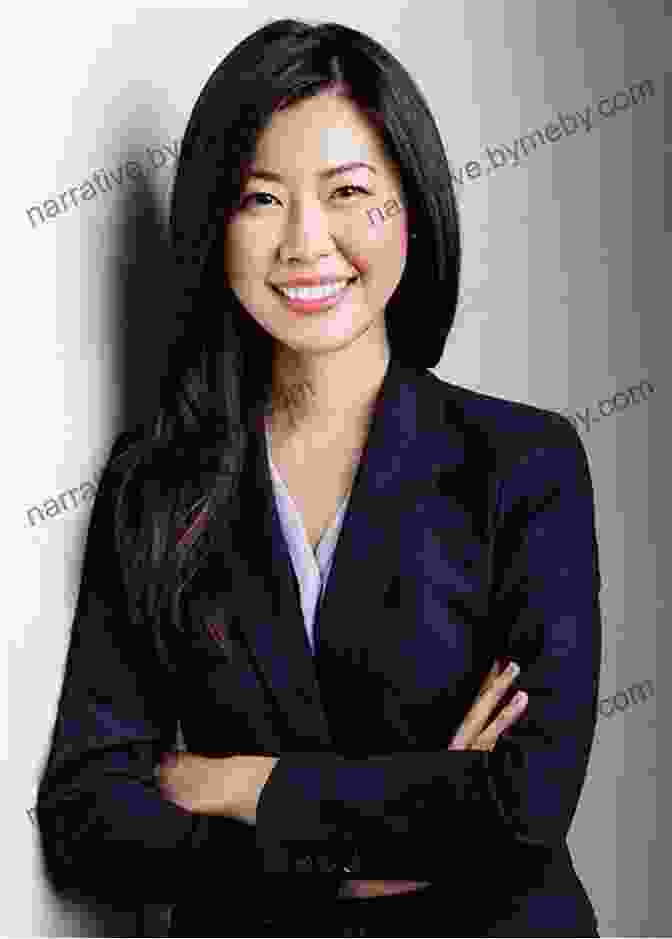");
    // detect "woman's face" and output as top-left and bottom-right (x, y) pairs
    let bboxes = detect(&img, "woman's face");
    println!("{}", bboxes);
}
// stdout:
(223, 90), (409, 357)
